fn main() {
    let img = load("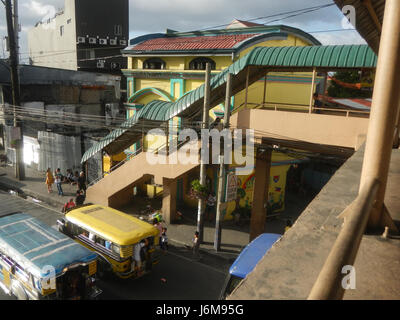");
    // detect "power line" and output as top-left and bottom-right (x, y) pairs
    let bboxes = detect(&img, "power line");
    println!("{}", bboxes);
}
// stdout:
(191, 3), (336, 32)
